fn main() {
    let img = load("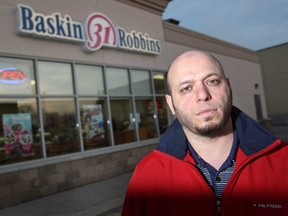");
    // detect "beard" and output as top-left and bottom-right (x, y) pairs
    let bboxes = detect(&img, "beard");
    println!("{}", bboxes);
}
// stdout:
(173, 89), (233, 138)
